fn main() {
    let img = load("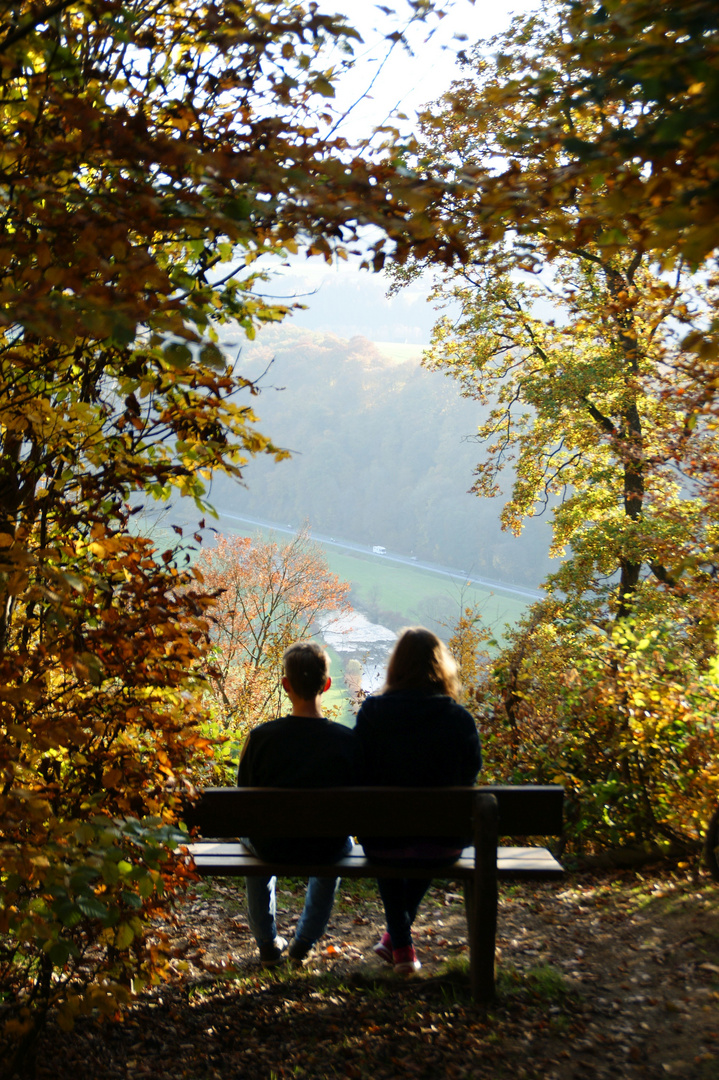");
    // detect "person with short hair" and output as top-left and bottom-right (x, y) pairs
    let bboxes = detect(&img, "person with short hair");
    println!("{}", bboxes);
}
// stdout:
(355, 626), (481, 975)
(238, 640), (362, 967)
